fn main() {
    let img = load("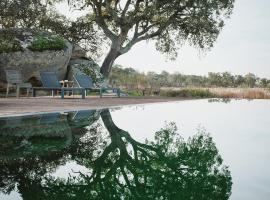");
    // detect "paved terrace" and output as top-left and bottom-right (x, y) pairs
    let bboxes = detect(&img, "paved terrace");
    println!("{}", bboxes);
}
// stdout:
(0, 96), (187, 117)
